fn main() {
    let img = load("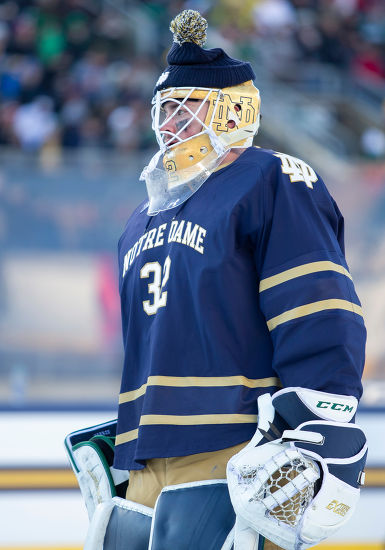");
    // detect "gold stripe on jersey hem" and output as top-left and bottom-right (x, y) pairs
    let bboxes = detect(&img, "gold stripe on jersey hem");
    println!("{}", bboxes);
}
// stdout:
(116, 428), (139, 445)
(259, 261), (352, 292)
(267, 299), (363, 331)
(115, 413), (258, 445)
(139, 413), (258, 426)
(119, 382), (147, 403)
(119, 375), (280, 404)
